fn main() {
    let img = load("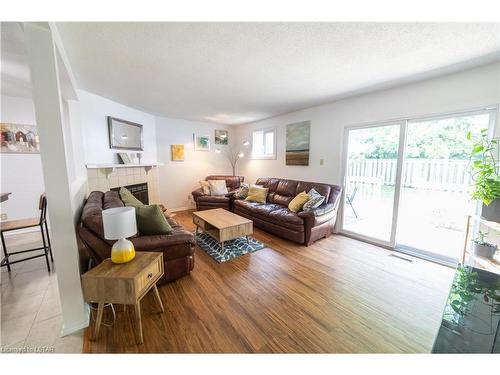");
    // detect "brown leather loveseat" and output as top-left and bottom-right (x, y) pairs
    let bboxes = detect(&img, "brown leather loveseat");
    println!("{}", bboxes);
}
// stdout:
(77, 191), (195, 284)
(191, 175), (244, 211)
(233, 178), (342, 246)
